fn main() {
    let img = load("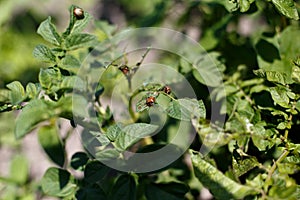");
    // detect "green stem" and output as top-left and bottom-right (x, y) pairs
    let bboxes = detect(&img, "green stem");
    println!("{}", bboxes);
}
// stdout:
(284, 102), (295, 139)
(128, 91), (140, 122)
(264, 150), (289, 192)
